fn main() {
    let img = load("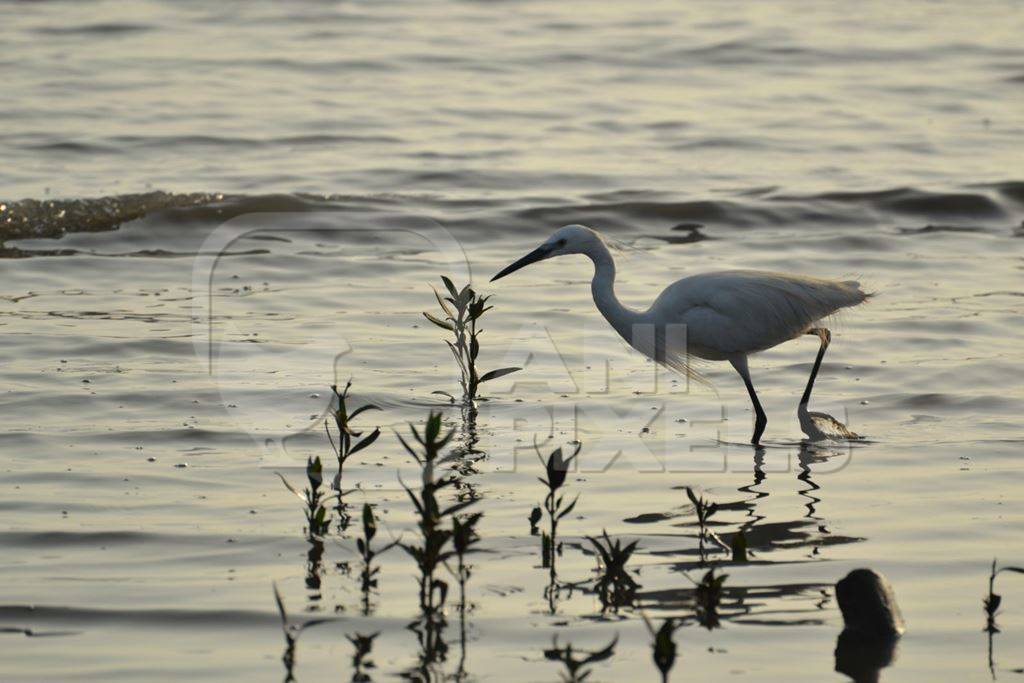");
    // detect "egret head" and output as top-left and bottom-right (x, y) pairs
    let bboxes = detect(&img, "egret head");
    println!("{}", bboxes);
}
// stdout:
(491, 224), (603, 281)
